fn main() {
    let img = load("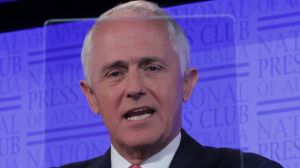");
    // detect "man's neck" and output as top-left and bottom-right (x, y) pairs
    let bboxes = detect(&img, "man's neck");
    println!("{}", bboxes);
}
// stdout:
(111, 132), (182, 168)
(111, 132), (180, 165)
